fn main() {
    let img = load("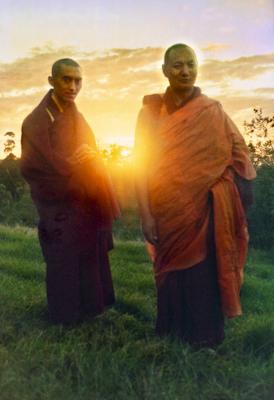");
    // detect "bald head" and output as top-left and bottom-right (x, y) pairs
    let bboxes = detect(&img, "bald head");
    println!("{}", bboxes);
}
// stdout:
(51, 58), (81, 78)
(164, 43), (197, 66)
